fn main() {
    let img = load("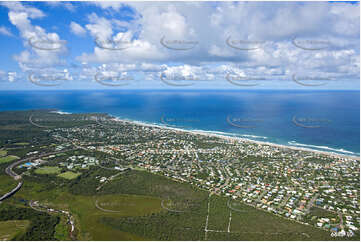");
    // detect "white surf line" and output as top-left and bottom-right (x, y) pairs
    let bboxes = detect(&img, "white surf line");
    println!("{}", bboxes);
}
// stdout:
(227, 210), (232, 233)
